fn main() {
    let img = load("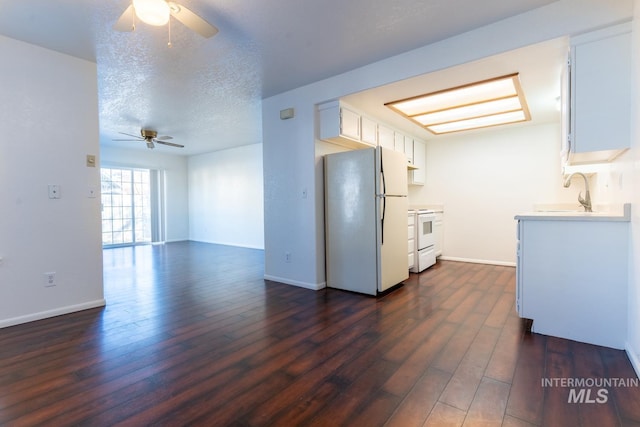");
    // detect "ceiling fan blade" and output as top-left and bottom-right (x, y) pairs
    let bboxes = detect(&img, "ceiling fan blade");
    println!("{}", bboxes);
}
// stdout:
(118, 132), (143, 139)
(156, 135), (173, 141)
(113, 139), (143, 141)
(169, 3), (219, 38)
(113, 4), (135, 32)
(156, 140), (184, 148)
